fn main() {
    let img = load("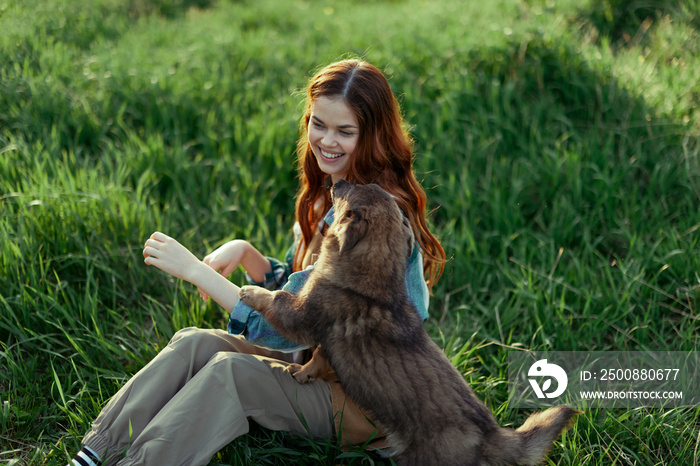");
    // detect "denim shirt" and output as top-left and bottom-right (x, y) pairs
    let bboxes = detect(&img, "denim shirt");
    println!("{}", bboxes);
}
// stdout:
(227, 206), (430, 352)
